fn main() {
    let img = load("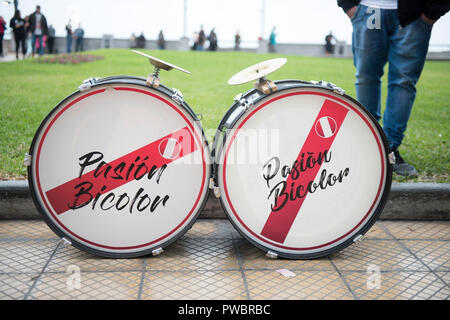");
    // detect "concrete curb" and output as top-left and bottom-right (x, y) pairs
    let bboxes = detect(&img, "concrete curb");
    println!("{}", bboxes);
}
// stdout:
(0, 180), (449, 220)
